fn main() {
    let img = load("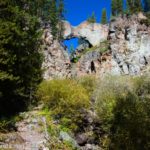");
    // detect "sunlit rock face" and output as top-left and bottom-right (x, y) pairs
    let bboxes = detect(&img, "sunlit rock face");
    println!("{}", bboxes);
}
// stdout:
(42, 29), (71, 80)
(63, 21), (109, 46)
(42, 13), (150, 79)
(109, 14), (150, 75)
